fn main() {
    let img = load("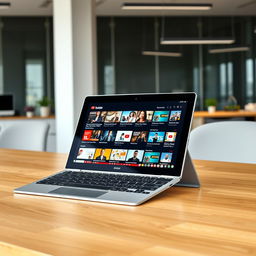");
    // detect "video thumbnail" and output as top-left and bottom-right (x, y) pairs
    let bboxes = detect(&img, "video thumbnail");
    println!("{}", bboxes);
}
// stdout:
(110, 149), (128, 161)
(169, 110), (182, 121)
(100, 111), (107, 122)
(152, 111), (169, 122)
(160, 152), (172, 163)
(164, 132), (177, 142)
(126, 150), (144, 163)
(104, 111), (122, 122)
(136, 111), (154, 123)
(77, 148), (96, 159)
(143, 152), (160, 163)
(131, 131), (148, 143)
(148, 131), (165, 143)
(82, 130), (101, 141)
(100, 130), (117, 142)
(121, 111), (138, 123)
(88, 111), (104, 123)
(94, 148), (112, 161)
(115, 130), (133, 142)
